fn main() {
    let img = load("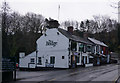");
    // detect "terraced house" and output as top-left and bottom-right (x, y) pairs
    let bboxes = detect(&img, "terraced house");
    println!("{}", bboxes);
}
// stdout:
(19, 20), (110, 69)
